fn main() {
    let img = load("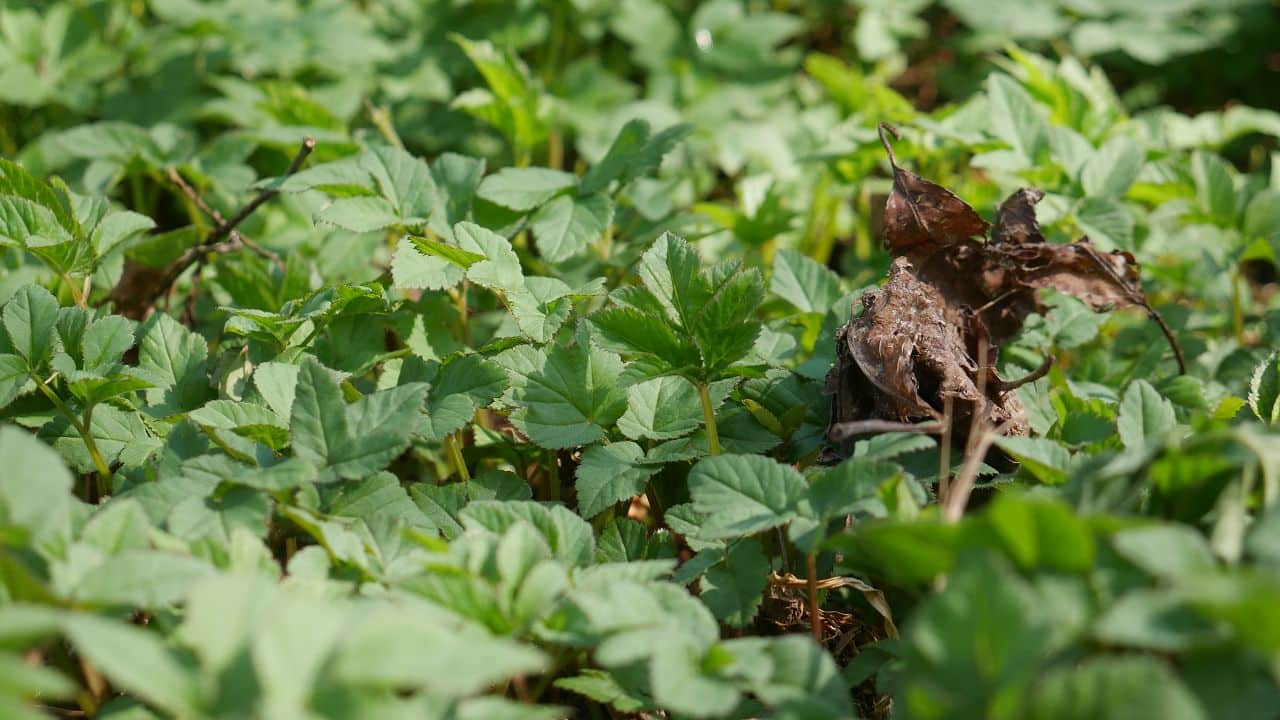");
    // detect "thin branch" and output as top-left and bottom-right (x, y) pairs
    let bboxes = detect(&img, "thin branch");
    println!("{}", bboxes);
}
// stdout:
(124, 138), (313, 316)
(211, 137), (315, 246)
(1078, 243), (1186, 375)
(943, 418), (1015, 523)
(828, 419), (943, 443)
(994, 355), (1054, 393)
(806, 553), (822, 643)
